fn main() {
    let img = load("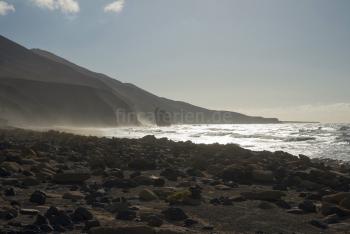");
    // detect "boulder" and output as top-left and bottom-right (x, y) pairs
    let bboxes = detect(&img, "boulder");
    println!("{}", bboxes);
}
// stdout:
(166, 190), (191, 204)
(189, 186), (201, 199)
(0, 167), (11, 177)
(108, 201), (130, 213)
(0, 154), (6, 164)
(153, 187), (177, 200)
(0, 206), (18, 220)
(258, 201), (276, 210)
(309, 219), (328, 229)
(139, 189), (159, 201)
(320, 203), (350, 216)
(160, 168), (181, 181)
(147, 215), (163, 227)
(45, 206), (60, 217)
(162, 207), (188, 221)
(133, 175), (154, 186)
(299, 154), (311, 164)
(30, 190), (47, 205)
(298, 200), (316, 213)
(153, 177), (166, 187)
(275, 199), (291, 209)
(106, 168), (124, 178)
(0, 162), (22, 173)
(48, 212), (73, 228)
(85, 220), (101, 230)
(220, 165), (252, 184)
(72, 207), (93, 222)
(116, 210), (137, 221)
(20, 209), (40, 215)
(210, 197), (233, 206)
(4, 187), (15, 196)
(34, 214), (50, 226)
